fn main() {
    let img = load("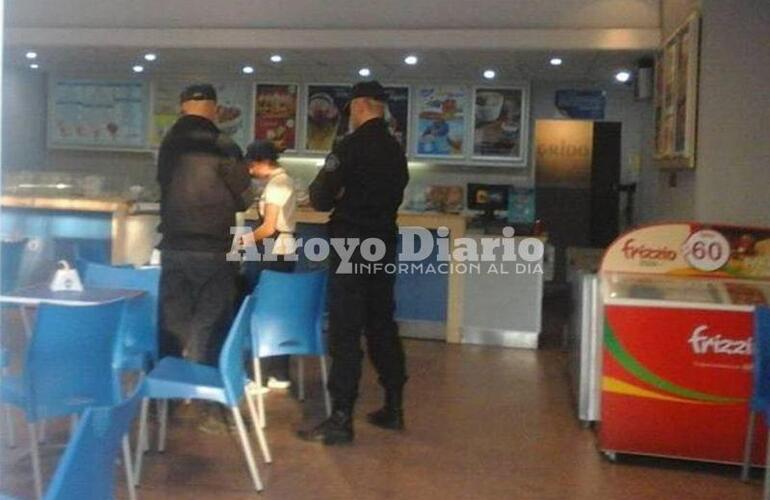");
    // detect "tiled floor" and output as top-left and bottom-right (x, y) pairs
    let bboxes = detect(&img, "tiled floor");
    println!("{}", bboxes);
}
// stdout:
(0, 301), (764, 499)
